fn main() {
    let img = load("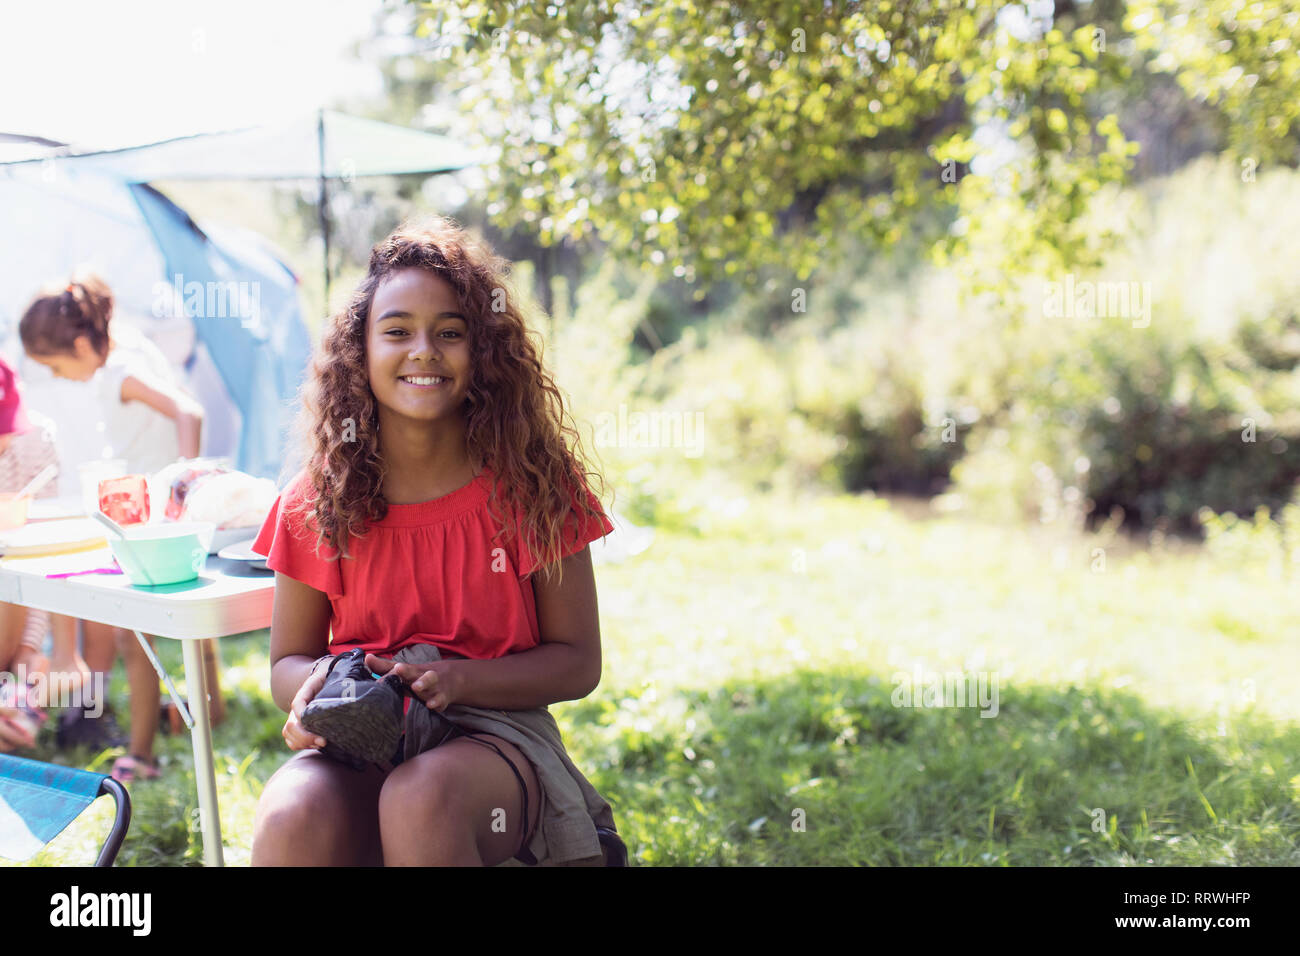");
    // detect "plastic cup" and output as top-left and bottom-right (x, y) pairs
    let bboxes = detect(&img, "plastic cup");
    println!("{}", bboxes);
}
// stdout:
(78, 459), (127, 516)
